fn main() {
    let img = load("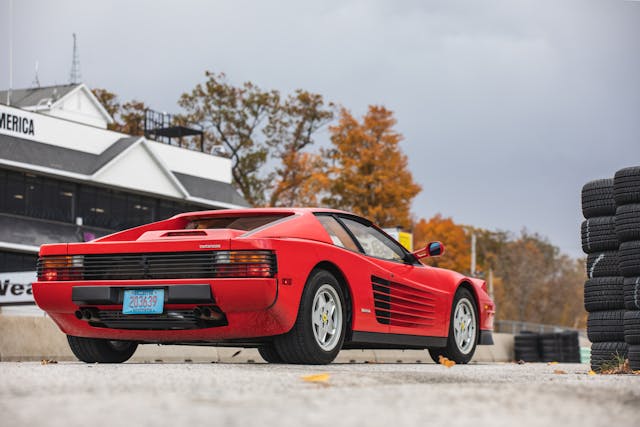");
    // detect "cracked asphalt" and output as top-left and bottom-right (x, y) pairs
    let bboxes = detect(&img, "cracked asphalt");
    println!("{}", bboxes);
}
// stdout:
(0, 362), (638, 427)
